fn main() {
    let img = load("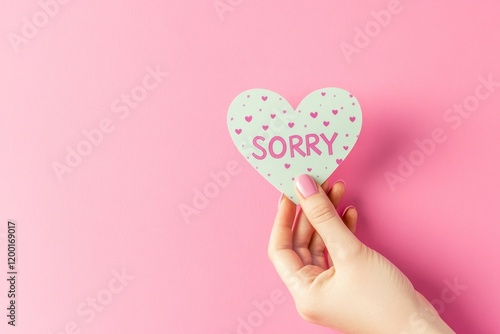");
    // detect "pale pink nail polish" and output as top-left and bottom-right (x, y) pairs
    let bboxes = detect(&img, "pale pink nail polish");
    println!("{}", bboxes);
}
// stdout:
(277, 193), (283, 208)
(328, 179), (345, 193)
(325, 178), (334, 192)
(296, 174), (318, 198)
(342, 205), (355, 216)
